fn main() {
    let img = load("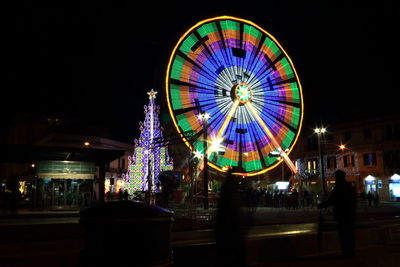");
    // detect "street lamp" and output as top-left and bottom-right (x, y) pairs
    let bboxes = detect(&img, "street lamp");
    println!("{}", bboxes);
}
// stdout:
(314, 127), (326, 134)
(339, 144), (346, 151)
(338, 143), (354, 173)
(197, 113), (210, 121)
(194, 150), (203, 159)
(198, 112), (210, 210)
(209, 137), (224, 154)
(315, 127), (327, 198)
